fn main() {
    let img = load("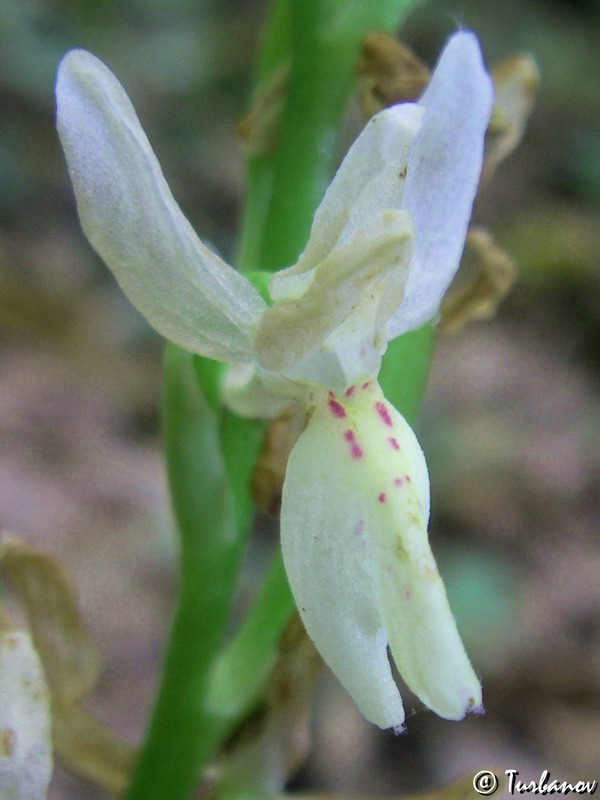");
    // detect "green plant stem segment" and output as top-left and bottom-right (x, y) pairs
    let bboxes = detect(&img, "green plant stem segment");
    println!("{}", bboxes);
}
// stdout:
(238, 0), (425, 272)
(123, 345), (259, 800)
(207, 549), (295, 716)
